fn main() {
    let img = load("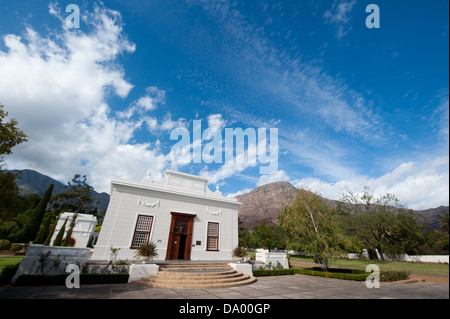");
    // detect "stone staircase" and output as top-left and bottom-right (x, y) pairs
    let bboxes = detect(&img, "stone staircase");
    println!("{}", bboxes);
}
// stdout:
(133, 262), (256, 289)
